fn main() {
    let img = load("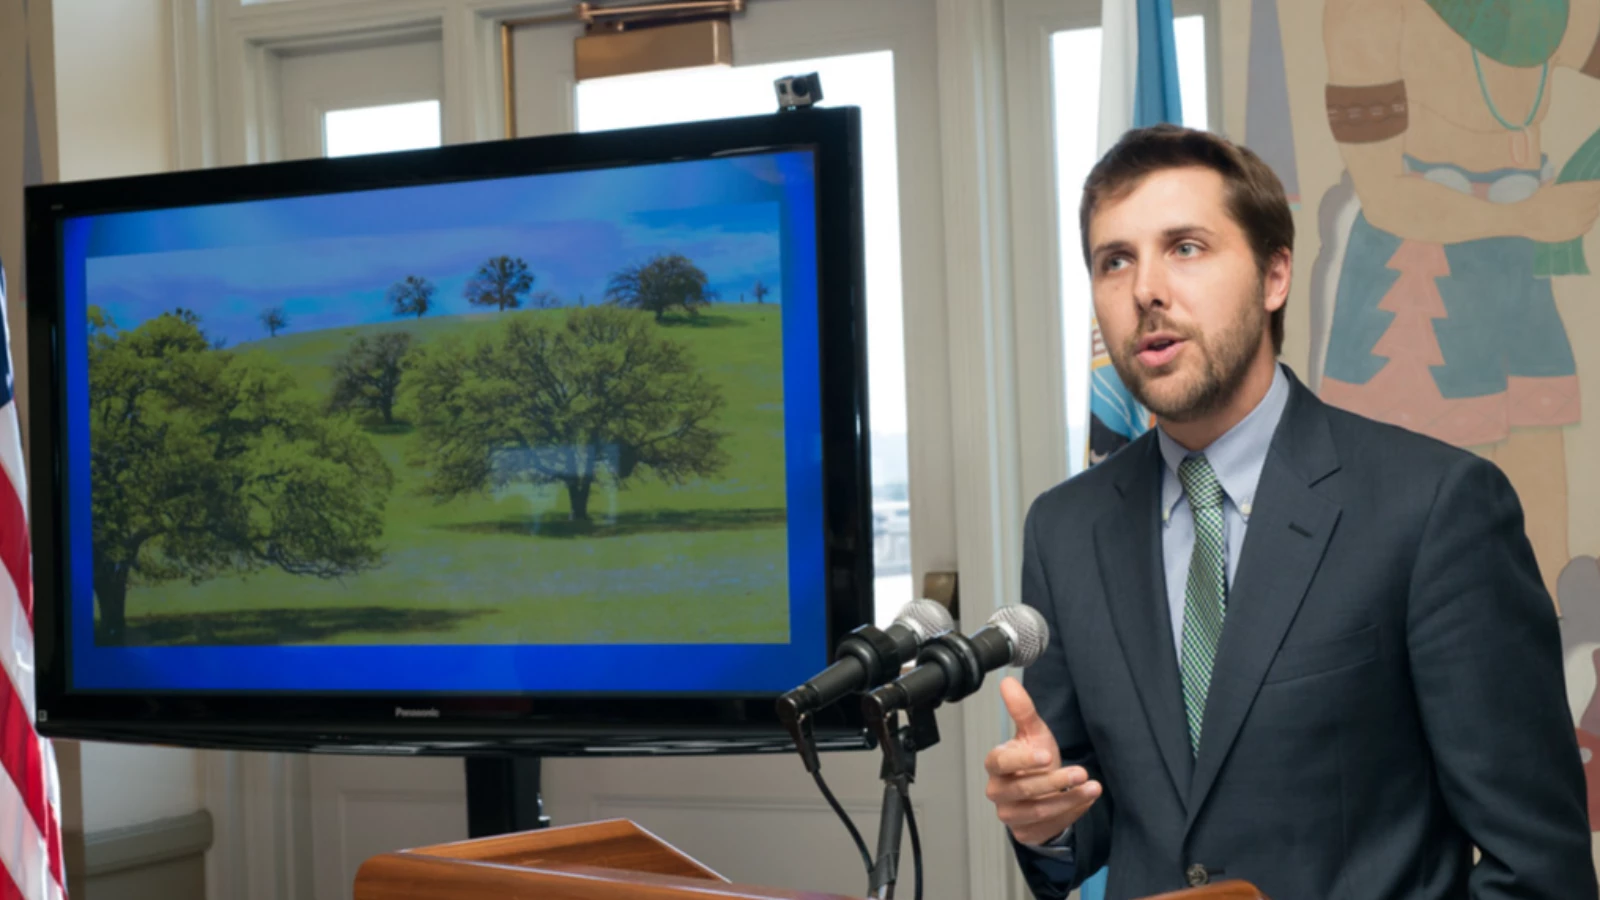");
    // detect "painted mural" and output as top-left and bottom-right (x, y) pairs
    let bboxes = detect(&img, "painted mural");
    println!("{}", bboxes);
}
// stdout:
(1252, 0), (1600, 843)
